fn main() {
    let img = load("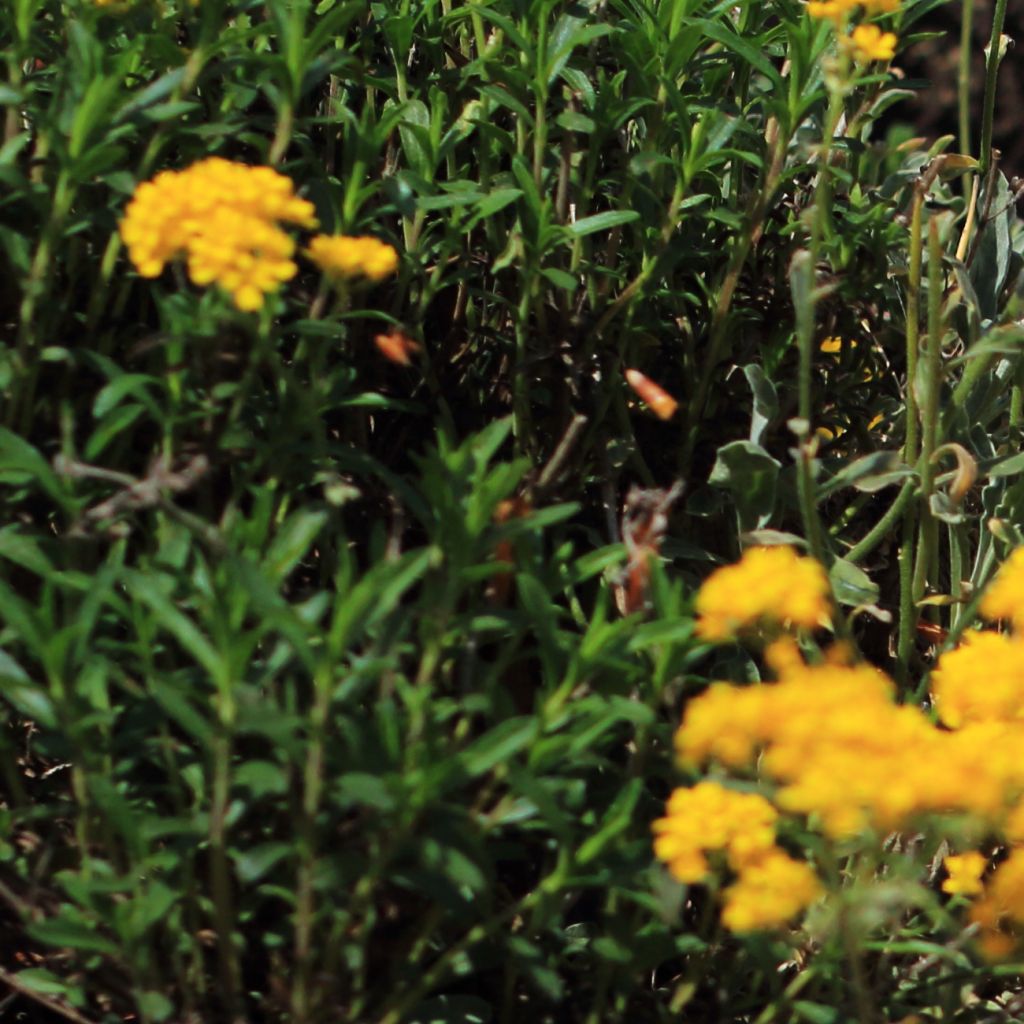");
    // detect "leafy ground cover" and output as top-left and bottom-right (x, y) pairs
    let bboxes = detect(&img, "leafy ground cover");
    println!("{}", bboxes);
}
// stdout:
(4, 0), (1024, 1021)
